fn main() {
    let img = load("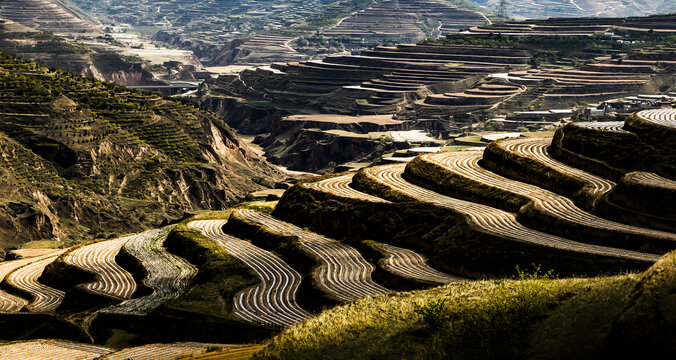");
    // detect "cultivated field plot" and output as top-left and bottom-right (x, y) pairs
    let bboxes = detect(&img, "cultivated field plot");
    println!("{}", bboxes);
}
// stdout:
(97, 342), (229, 360)
(103, 226), (197, 315)
(0, 0), (100, 35)
(0, 250), (61, 313)
(419, 151), (676, 251)
(301, 173), (391, 203)
(637, 108), (676, 129)
(235, 209), (389, 302)
(360, 164), (657, 264)
(189, 220), (311, 327)
(63, 236), (136, 300)
(498, 137), (616, 197)
(373, 242), (463, 285)
(3, 250), (66, 312)
(573, 121), (629, 133)
(0, 339), (112, 359)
